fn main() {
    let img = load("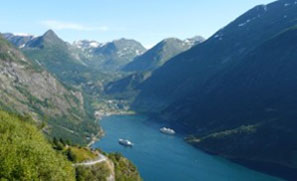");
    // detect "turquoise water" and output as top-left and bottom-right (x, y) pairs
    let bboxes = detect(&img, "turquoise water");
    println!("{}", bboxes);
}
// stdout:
(93, 115), (282, 181)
